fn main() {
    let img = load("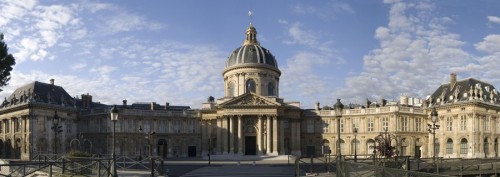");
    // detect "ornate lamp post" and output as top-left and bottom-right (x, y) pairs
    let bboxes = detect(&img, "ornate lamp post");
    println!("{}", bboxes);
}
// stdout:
(427, 107), (440, 171)
(51, 111), (62, 155)
(334, 99), (344, 159)
(139, 126), (156, 177)
(354, 127), (358, 162)
(334, 99), (344, 176)
(110, 105), (119, 177)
